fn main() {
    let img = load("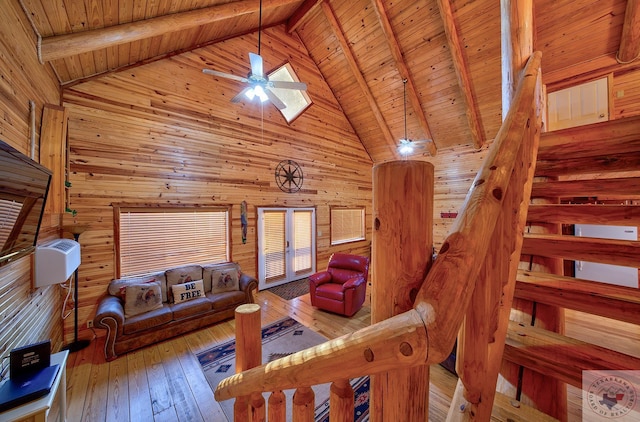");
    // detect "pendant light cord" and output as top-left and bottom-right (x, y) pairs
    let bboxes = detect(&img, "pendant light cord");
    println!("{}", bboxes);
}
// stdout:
(403, 79), (408, 141)
(258, 0), (262, 56)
